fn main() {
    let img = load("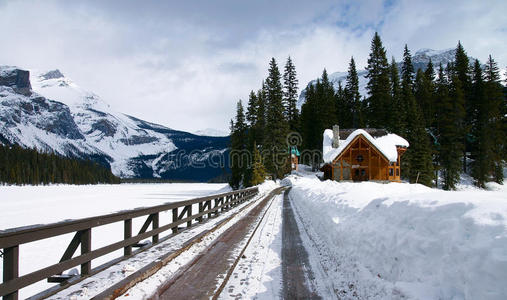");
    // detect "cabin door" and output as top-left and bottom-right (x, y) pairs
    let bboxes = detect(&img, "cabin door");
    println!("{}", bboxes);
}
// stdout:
(353, 167), (368, 181)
